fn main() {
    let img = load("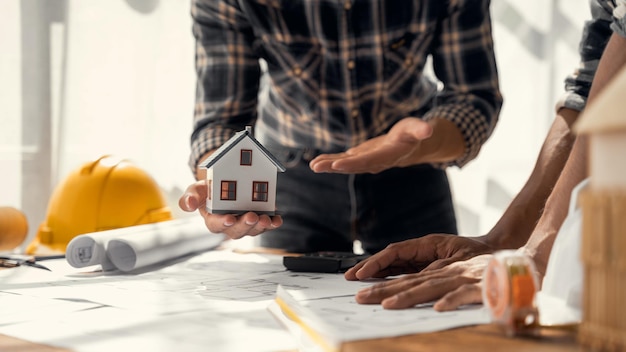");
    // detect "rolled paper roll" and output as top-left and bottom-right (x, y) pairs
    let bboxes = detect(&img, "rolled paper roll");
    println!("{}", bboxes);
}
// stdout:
(0, 207), (29, 251)
(483, 250), (540, 337)
(105, 217), (225, 272)
(66, 217), (225, 272)
(66, 233), (115, 271)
